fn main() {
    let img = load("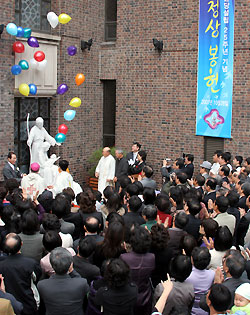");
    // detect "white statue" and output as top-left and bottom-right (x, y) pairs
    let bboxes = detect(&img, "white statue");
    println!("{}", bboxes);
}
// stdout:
(27, 117), (60, 165)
